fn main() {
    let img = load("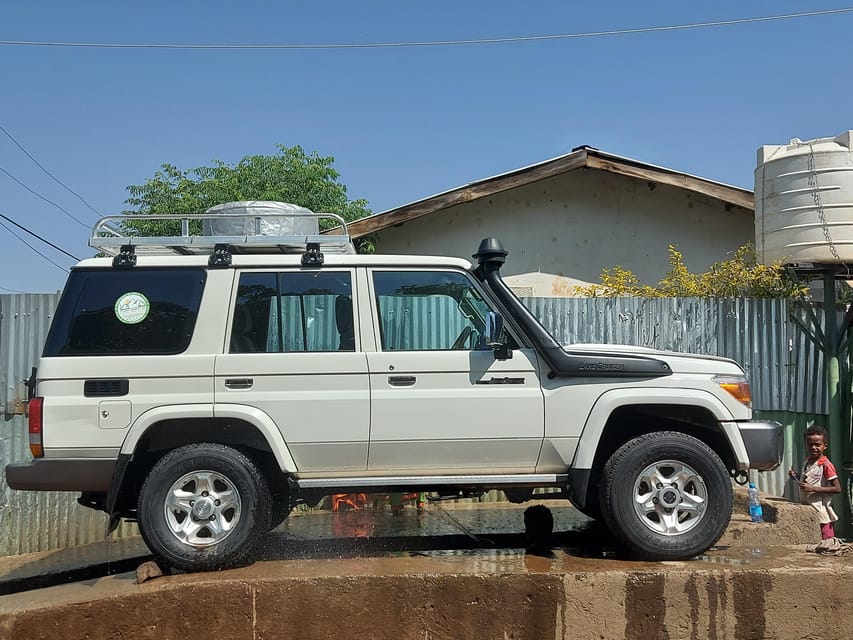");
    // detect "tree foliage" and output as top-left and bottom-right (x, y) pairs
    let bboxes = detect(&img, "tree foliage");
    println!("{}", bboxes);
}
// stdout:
(124, 145), (371, 233)
(574, 244), (808, 299)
